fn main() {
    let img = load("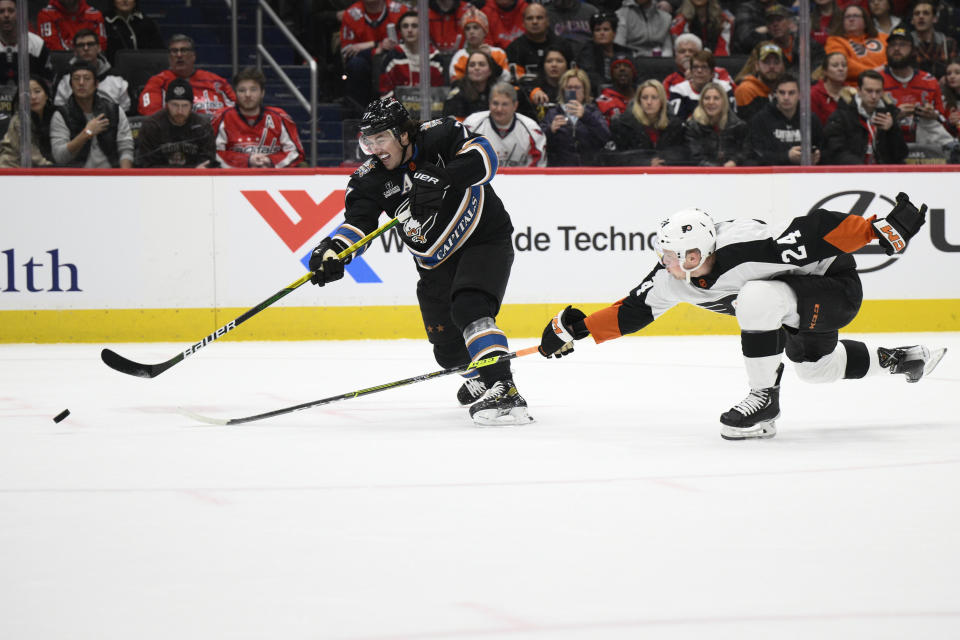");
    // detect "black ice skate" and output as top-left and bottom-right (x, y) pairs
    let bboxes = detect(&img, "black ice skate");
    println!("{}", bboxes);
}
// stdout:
(720, 363), (783, 440)
(457, 377), (487, 406)
(878, 345), (947, 383)
(468, 378), (534, 426)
